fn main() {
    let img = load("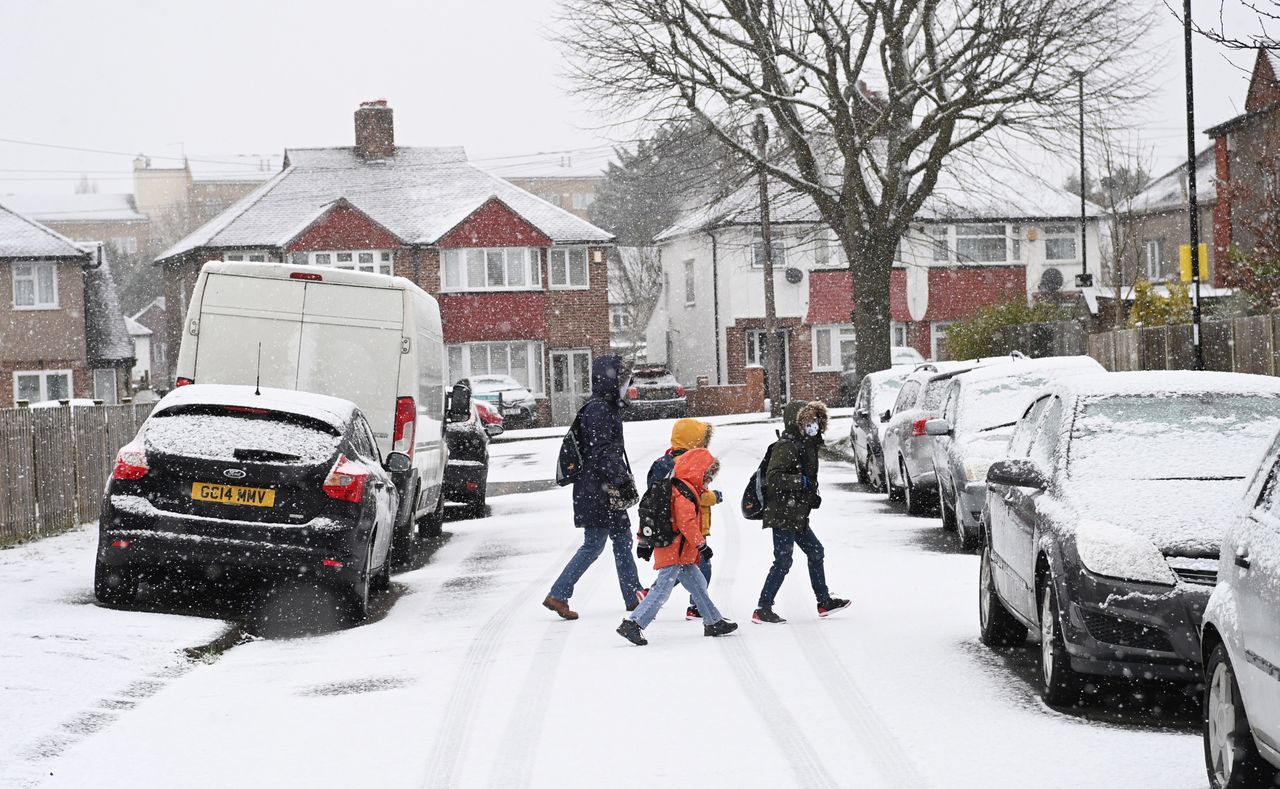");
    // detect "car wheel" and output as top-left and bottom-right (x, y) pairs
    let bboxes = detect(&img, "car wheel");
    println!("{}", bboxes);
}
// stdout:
(887, 457), (905, 502)
(1039, 579), (1082, 706)
(956, 491), (980, 551)
(418, 490), (445, 540)
(391, 481), (419, 566)
(979, 544), (1027, 647)
(94, 560), (138, 607)
(467, 488), (487, 519)
(903, 463), (931, 517)
(1205, 642), (1277, 789)
(868, 452), (886, 494)
(940, 484), (958, 531)
(370, 533), (392, 595)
